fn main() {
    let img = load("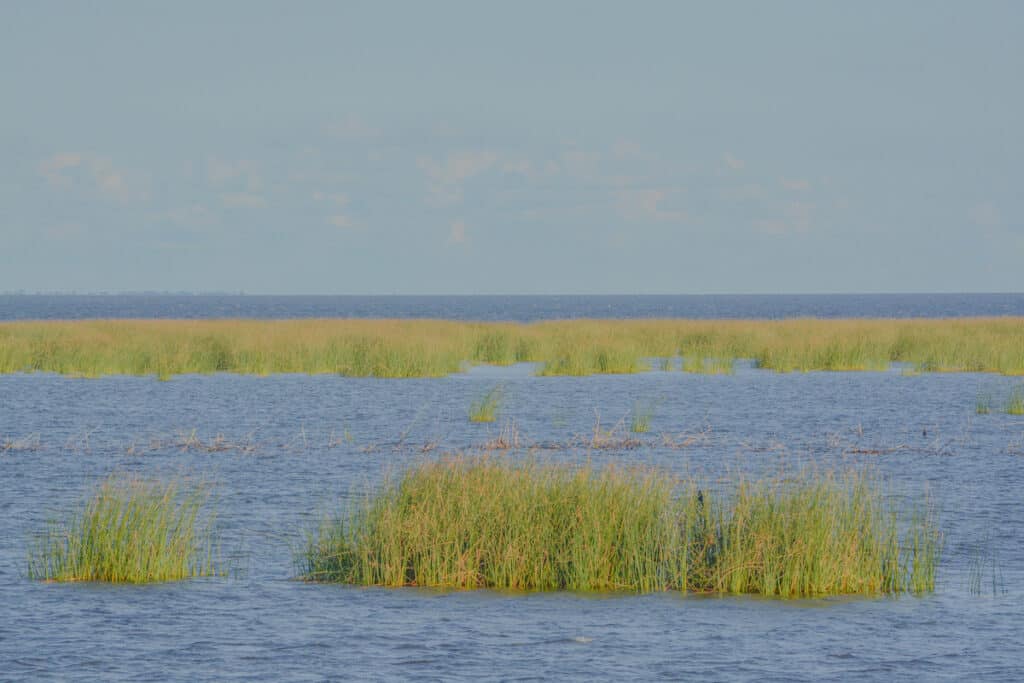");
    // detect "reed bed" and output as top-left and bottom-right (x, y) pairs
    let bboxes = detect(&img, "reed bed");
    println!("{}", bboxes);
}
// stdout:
(300, 456), (940, 596)
(1, 317), (1022, 378)
(28, 476), (219, 583)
